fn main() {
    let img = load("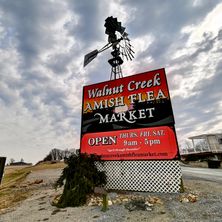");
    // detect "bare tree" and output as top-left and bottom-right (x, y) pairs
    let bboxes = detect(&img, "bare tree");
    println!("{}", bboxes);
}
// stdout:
(9, 158), (15, 165)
